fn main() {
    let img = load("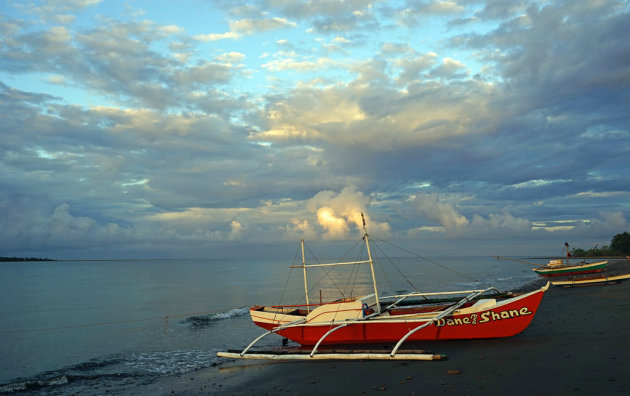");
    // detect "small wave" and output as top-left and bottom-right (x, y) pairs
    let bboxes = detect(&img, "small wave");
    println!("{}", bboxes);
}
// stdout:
(124, 350), (218, 376)
(179, 307), (249, 328)
(454, 280), (486, 289)
(0, 350), (220, 394)
(0, 375), (68, 394)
